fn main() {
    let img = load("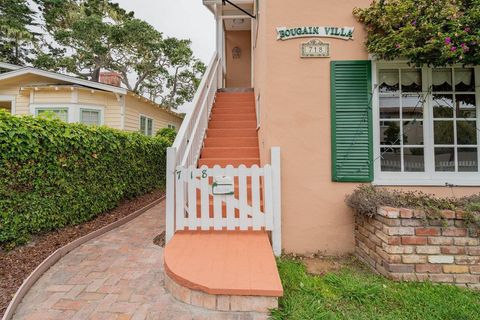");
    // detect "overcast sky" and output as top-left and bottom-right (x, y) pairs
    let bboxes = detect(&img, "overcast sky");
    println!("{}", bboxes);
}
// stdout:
(113, 0), (215, 112)
(114, 0), (216, 64)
